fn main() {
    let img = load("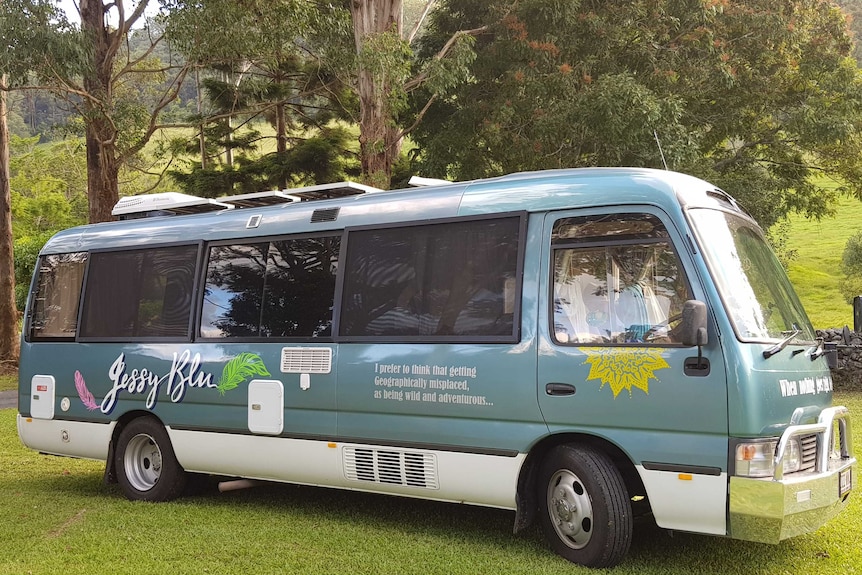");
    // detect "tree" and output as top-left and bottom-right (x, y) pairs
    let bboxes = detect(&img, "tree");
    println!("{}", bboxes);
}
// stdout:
(413, 0), (862, 229)
(344, 0), (485, 187)
(165, 0), (360, 194)
(0, 72), (19, 364)
(840, 230), (862, 303)
(1, 0), (189, 223)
